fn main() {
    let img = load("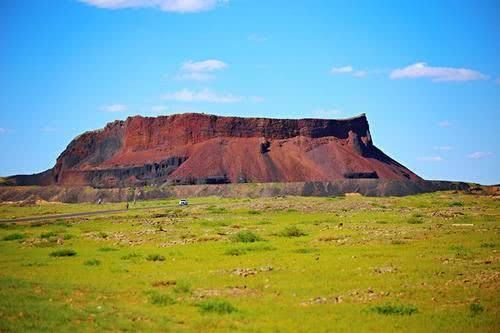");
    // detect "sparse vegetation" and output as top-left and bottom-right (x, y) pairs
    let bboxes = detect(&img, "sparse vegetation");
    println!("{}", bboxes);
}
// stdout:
(2, 233), (25, 241)
(84, 259), (101, 266)
(148, 291), (176, 306)
(370, 304), (418, 316)
(146, 254), (165, 262)
(278, 225), (306, 237)
(231, 230), (262, 243)
(0, 192), (497, 332)
(49, 249), (77, 257)
(197, 299), (237, 314)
